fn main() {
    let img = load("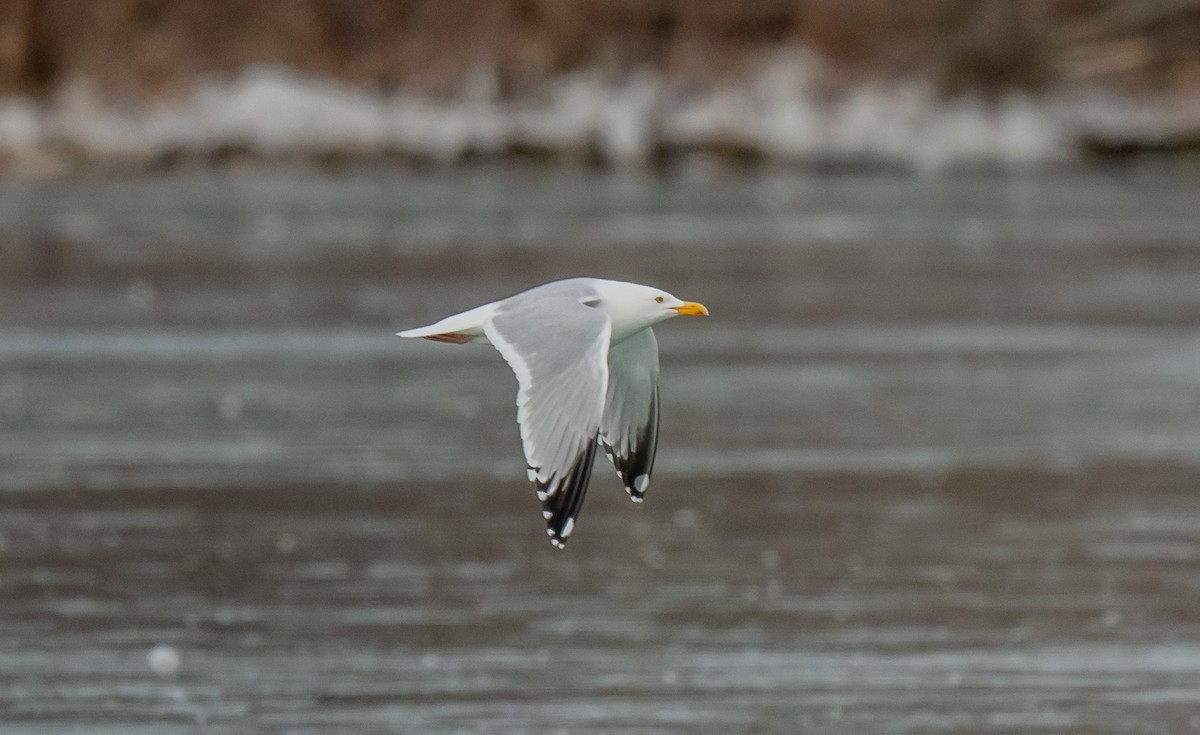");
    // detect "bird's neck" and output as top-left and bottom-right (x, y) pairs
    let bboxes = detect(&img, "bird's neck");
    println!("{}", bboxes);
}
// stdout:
(608, 315), (663, 345)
